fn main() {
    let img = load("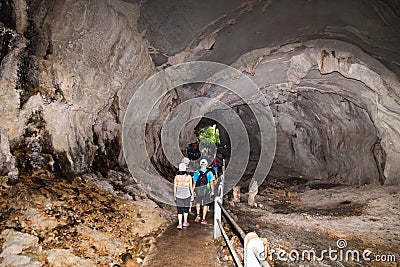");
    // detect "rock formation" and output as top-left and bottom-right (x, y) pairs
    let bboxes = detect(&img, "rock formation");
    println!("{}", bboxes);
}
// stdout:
(1, 0), (156, 179)
(1, 0), (400, 266)
(0, 0), (399, 194)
